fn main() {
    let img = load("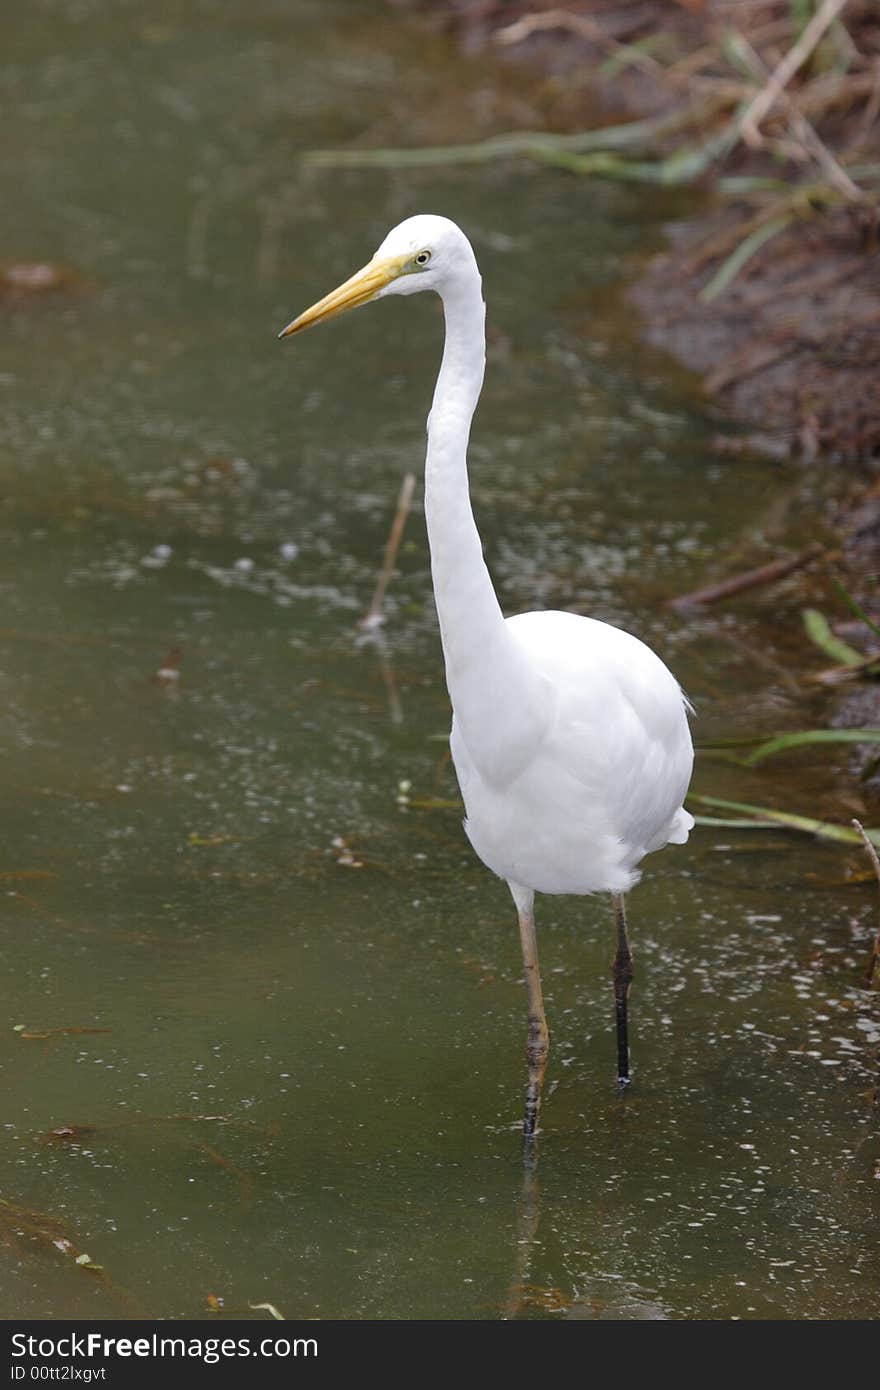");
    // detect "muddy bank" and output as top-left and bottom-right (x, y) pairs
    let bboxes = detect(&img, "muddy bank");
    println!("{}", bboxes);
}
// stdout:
(390, 1), (880, 467)
(632, 190), (880, 466)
